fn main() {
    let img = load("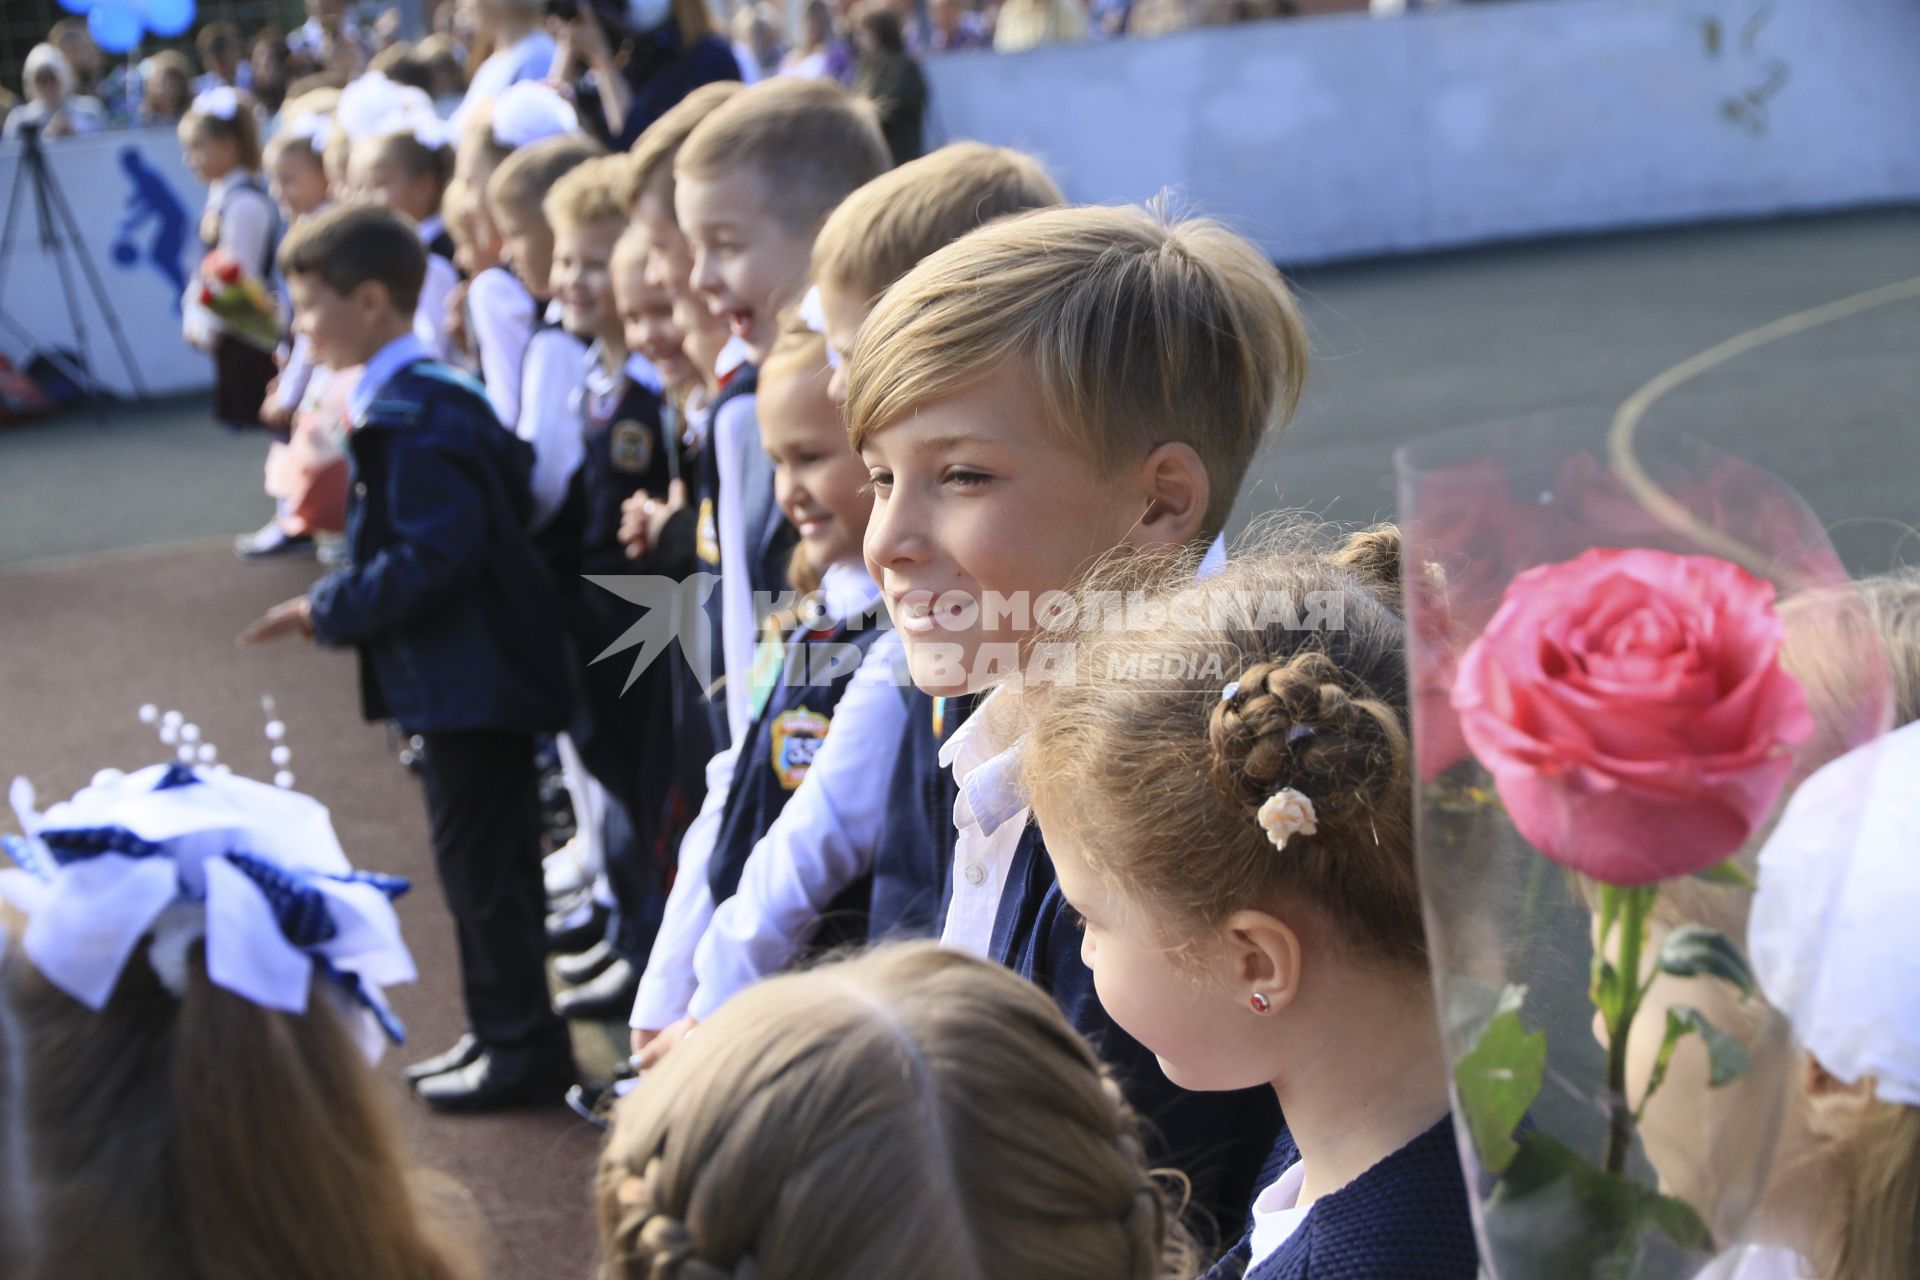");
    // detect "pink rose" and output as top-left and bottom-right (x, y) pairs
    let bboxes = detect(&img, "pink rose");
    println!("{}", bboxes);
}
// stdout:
(1452, 547), (1813, 885)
